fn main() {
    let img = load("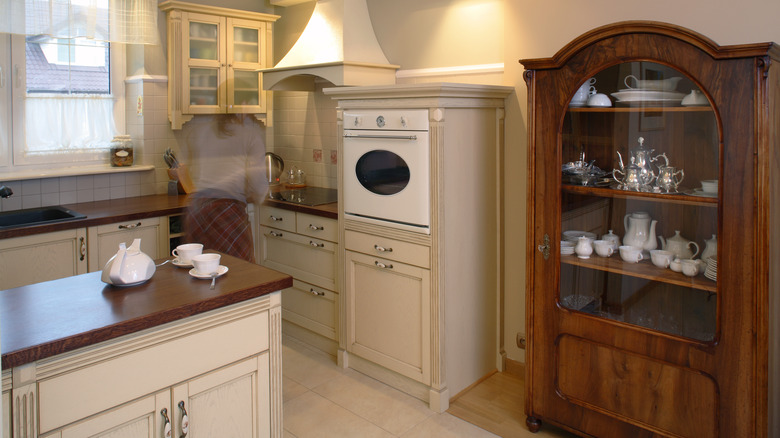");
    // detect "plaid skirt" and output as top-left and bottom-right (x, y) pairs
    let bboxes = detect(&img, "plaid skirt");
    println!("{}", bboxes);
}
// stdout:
(185, 197), (255, 262)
